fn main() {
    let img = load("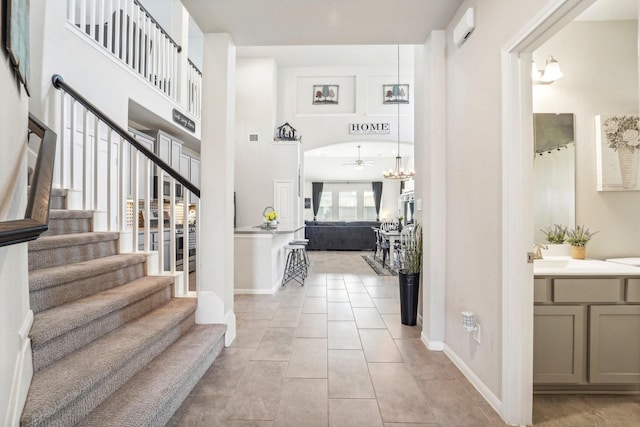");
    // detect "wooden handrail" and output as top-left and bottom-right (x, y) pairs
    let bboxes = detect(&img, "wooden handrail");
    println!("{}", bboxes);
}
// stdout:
(0, 114), (57, 247)
(51, 74), (200, 198)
